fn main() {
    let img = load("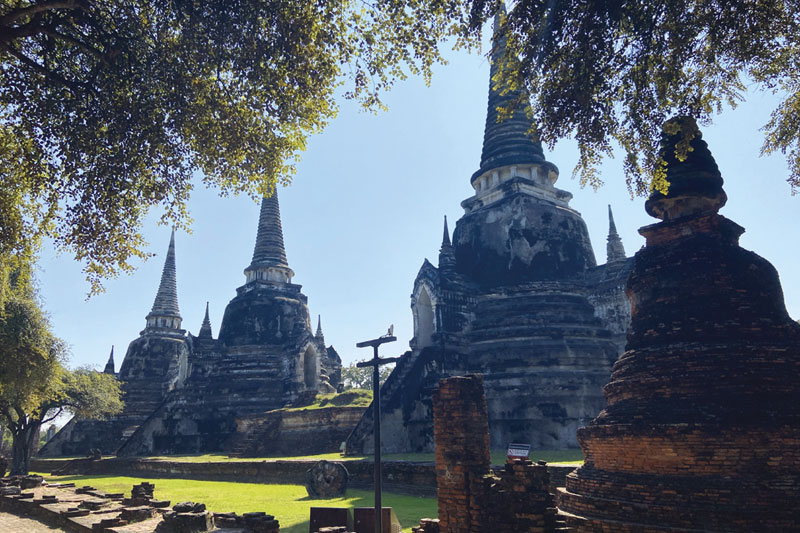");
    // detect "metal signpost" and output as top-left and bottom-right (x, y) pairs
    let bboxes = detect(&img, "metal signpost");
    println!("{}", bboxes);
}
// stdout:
(356, 328), (399, 533)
